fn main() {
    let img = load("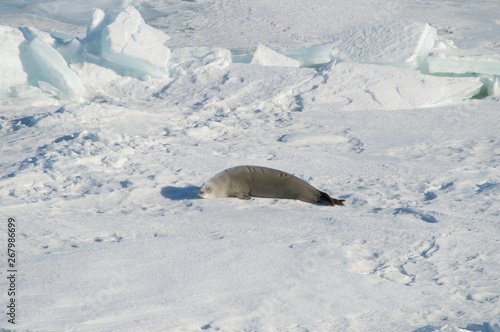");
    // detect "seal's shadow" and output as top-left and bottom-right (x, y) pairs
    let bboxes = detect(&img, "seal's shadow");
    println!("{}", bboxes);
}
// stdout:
(161, 185), (200, 200)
